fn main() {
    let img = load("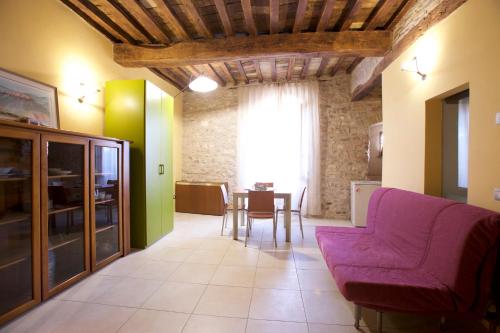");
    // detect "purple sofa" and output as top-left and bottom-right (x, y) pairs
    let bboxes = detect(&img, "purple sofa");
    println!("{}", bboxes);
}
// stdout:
(316, 188), (500, 332)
